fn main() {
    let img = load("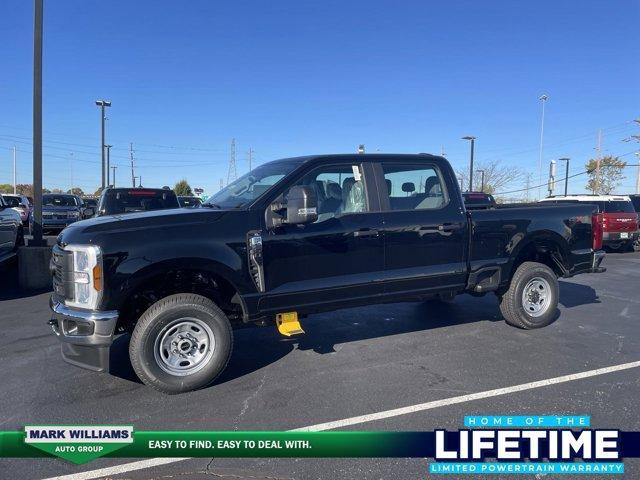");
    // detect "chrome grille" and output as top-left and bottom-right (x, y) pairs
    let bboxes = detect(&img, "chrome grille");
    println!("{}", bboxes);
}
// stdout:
(51, 245), (70, 298)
